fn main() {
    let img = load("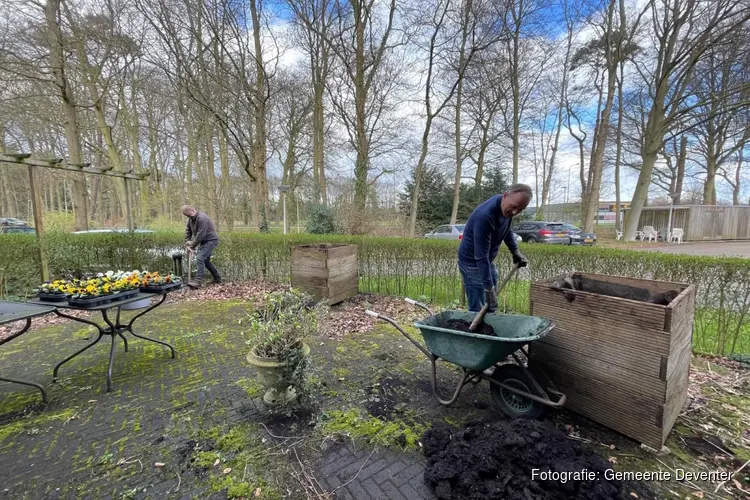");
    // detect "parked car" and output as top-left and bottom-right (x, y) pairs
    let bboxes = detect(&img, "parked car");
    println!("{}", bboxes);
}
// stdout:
(0, 223), (35, 235)
(562, 223), (597, 245)
(425, 224), (465, 240)
(0, 217), (28, 226)
(513, 221), (570, 244)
